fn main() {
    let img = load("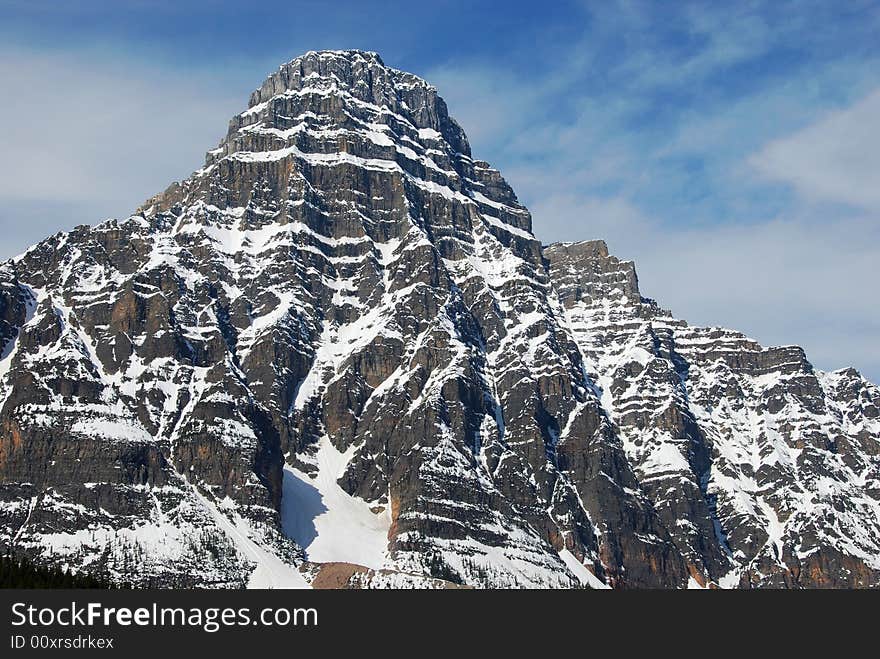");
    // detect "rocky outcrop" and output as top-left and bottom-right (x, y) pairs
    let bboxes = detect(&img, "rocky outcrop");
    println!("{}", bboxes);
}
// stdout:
(546, 240), (880, 588)
(0, 51), (877, 588)
(300, 561), (468, 589)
